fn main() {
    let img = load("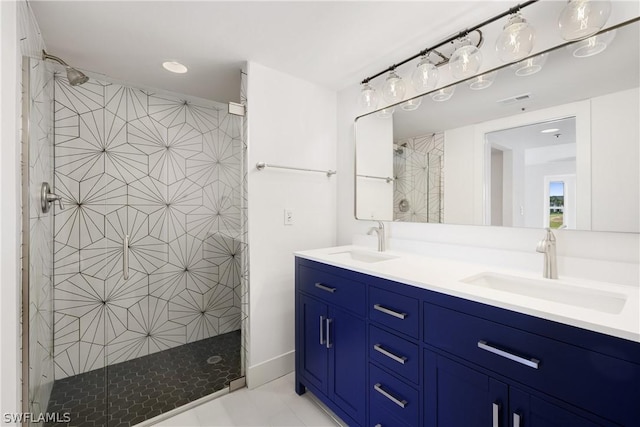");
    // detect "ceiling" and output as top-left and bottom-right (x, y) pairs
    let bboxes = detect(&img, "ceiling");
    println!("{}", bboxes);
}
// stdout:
(29, 1), (522, 103)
